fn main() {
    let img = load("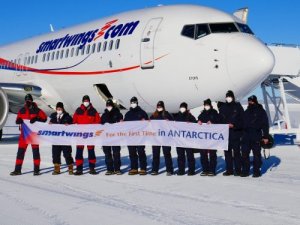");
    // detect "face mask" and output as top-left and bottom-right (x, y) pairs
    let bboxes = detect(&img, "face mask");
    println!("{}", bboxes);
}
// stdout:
(226, 97), (233, 103)
(26, 101), (32, 107)
(204, 105), (211, 111)
(131, 103), (137, 109)
(83, 102), (90, 107)
(107, 106), (113, 111)
(180, 108), (186, 113)
(56, 110), (63, 115)
(157, 107), (163, 112)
